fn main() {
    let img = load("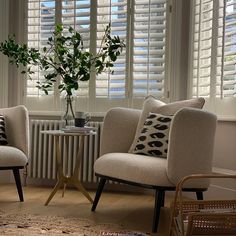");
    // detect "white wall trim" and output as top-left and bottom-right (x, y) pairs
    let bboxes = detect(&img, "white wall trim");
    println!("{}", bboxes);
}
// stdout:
(213, 167), (236, 175)
(204, 184), (236, 200)
(210, 184), (236, 193)
(183, 167), (236, 199)
(205, 167), (236, 199)
(217, 116), (236, 122)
